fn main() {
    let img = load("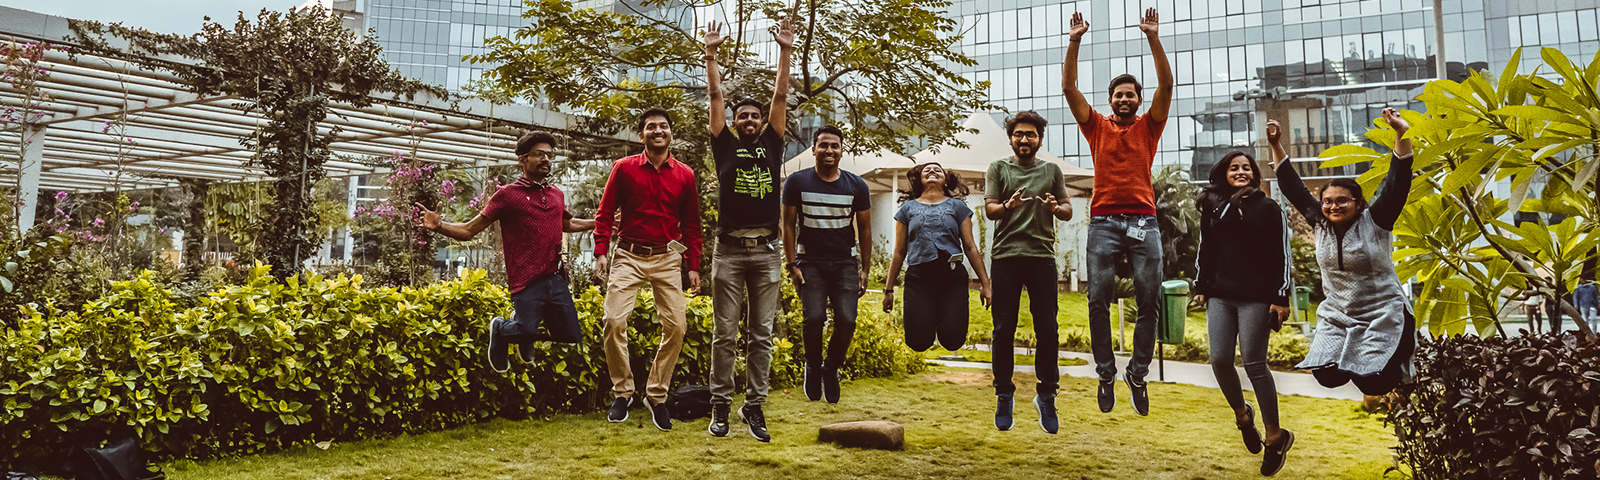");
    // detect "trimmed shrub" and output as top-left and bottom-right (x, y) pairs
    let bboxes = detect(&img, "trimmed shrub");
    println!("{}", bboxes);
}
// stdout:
(1390, 333), (1599, 479)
